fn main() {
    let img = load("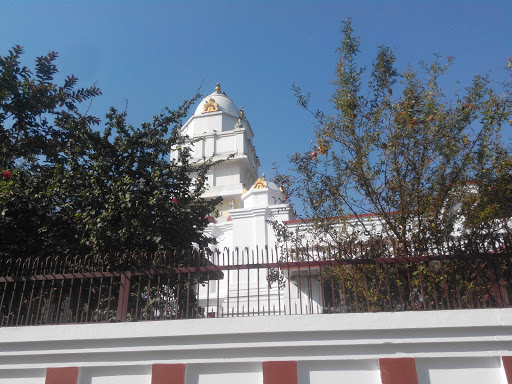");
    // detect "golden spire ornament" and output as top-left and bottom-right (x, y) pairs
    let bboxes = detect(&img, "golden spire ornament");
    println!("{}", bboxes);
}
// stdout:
(252, 173), (267, 189)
